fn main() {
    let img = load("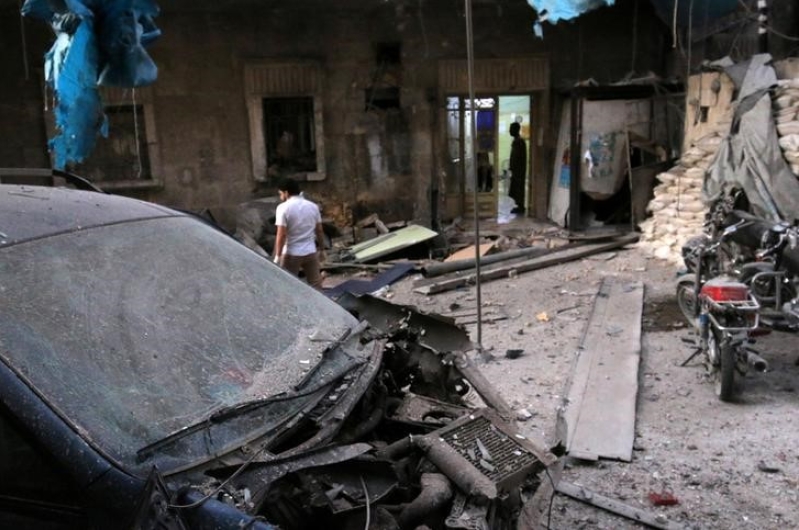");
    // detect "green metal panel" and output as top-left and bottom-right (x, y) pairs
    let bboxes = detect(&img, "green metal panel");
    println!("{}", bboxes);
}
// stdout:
(349, 224), (438, 263)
